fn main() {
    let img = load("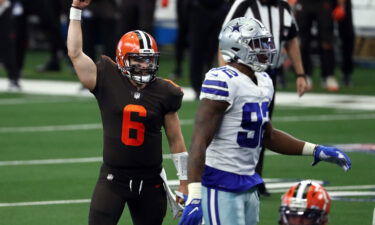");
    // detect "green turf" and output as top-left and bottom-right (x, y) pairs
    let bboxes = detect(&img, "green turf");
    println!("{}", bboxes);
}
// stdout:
(1, 50), (375, 95)
(1, 50), (375, 224)
(1, 93), (374, 225)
